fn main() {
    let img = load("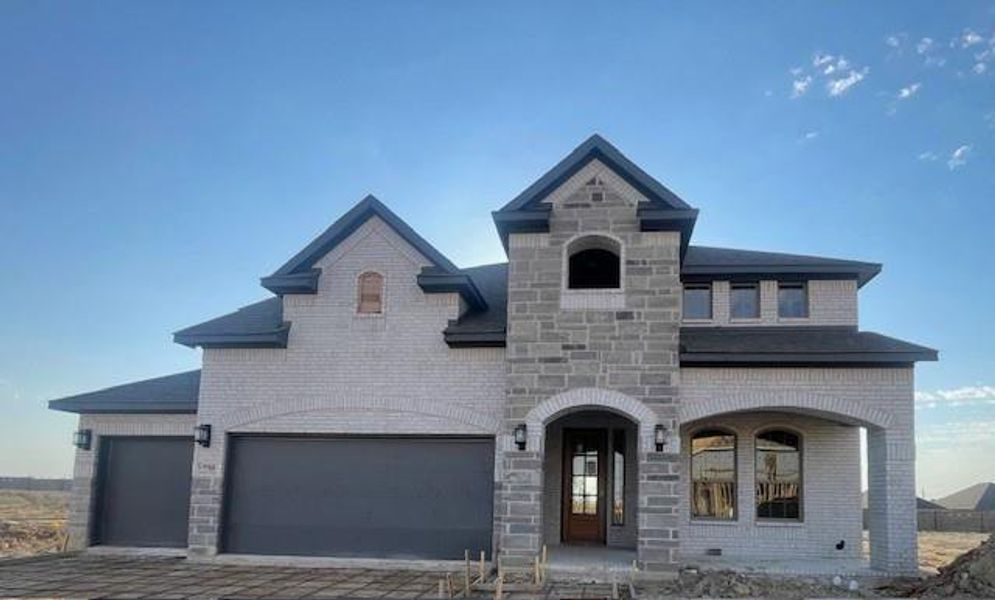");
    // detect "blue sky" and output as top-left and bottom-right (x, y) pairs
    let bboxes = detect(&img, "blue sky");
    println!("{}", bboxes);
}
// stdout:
(1, 1), (993, 498)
